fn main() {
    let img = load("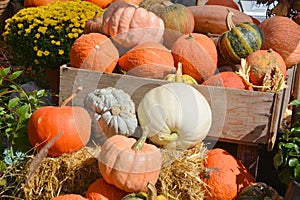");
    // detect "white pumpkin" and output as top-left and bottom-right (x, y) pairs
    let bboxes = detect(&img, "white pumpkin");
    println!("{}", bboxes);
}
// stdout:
(137, 82), (212, 149)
